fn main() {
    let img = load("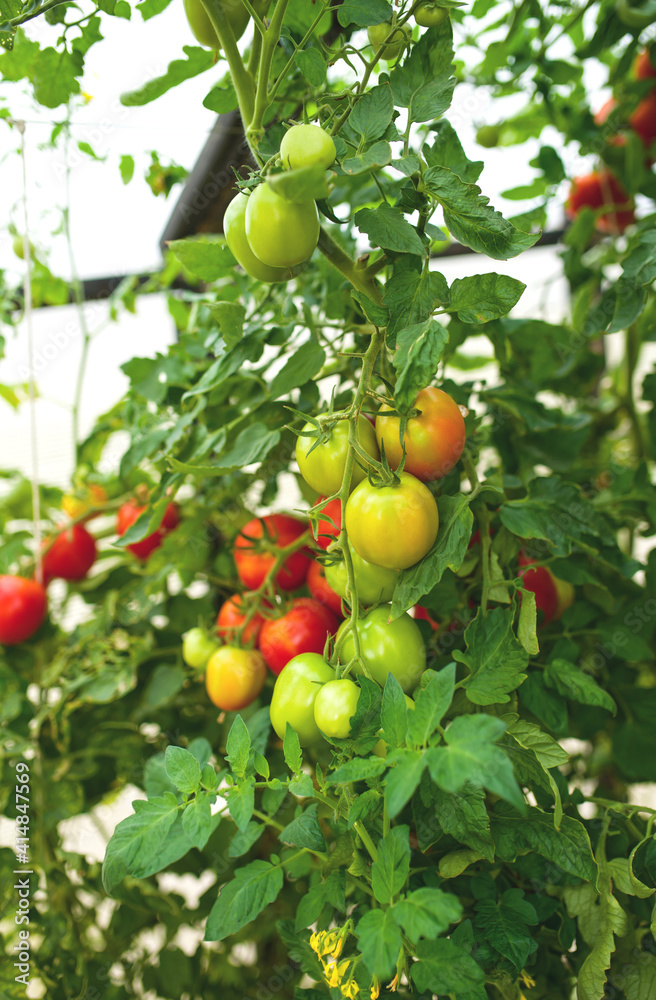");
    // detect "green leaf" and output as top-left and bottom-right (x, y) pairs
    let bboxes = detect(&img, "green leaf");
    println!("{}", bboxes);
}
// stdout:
(383, 256), (449, 338)
(203, 79), (238, 114)
(226, 715), (252, 779)
(355, 203), (426, 256)
(385, 750), (427, 818)
(269, 339), (326, 398)
(102, 794), (179, 894)
(517, 588), (538, 655)
(229, 821), (264, 859)
(392, 887), (463, 940)
(32, 47), (83, 108)
(296, 47), (327, 87)
(205, 860), (285, 941)
(253, 752), (269, 780)
(372, 825), (411, 903)
(475, 888), (538, 971)
(121, 46), (215, 106)
(411, 938), (485, 994)
(389, 18), (455, 121)
(279, 804), (326, 852)
(119, 154), (135, 184)
(355, 908), (403, 978)
(493, 804), (598, 885)
(165, 746), (201, 795)
(227, 780), (255, 832)
(206, 301), (245, 350)
(544, 658), (616, 713)
(427, 714), (525, 811)
(425, 119), (483, 184)
(338, 0), (393, 26)
(455, 607), (528, 706)
(283, 723), (303, 775)
(623, 952), (656, 1000)
(391, 496), (473, 617)
(349, 83), (395, 142)
(433, 783), (495, 861)
(201, 763), (218, 791)
(266, 162), (333, 204)
(407, 664), (455, 746)
(505, 717), (569, 770)
(449, 273), (526, 323)
(438, 848), (486, 878)
(564, 873), (627, 1000)
(181, 794), (213, 850)
(325, 757), (388, 784)
(392, 319), (449, 411)
(424, 165), (540, 260)
(342, 140), (392, 175)
(380, 673), (408, 748)
(136, 0), (173, 18)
